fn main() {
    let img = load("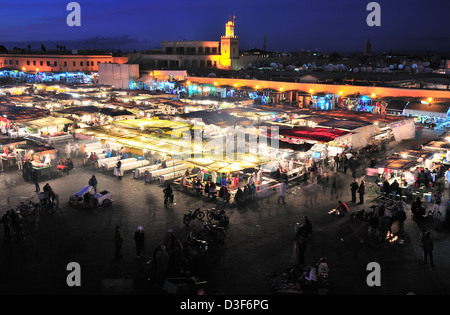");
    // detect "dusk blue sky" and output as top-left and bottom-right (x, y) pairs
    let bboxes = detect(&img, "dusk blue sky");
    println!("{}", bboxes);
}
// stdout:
(1, 0), (450, 54)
